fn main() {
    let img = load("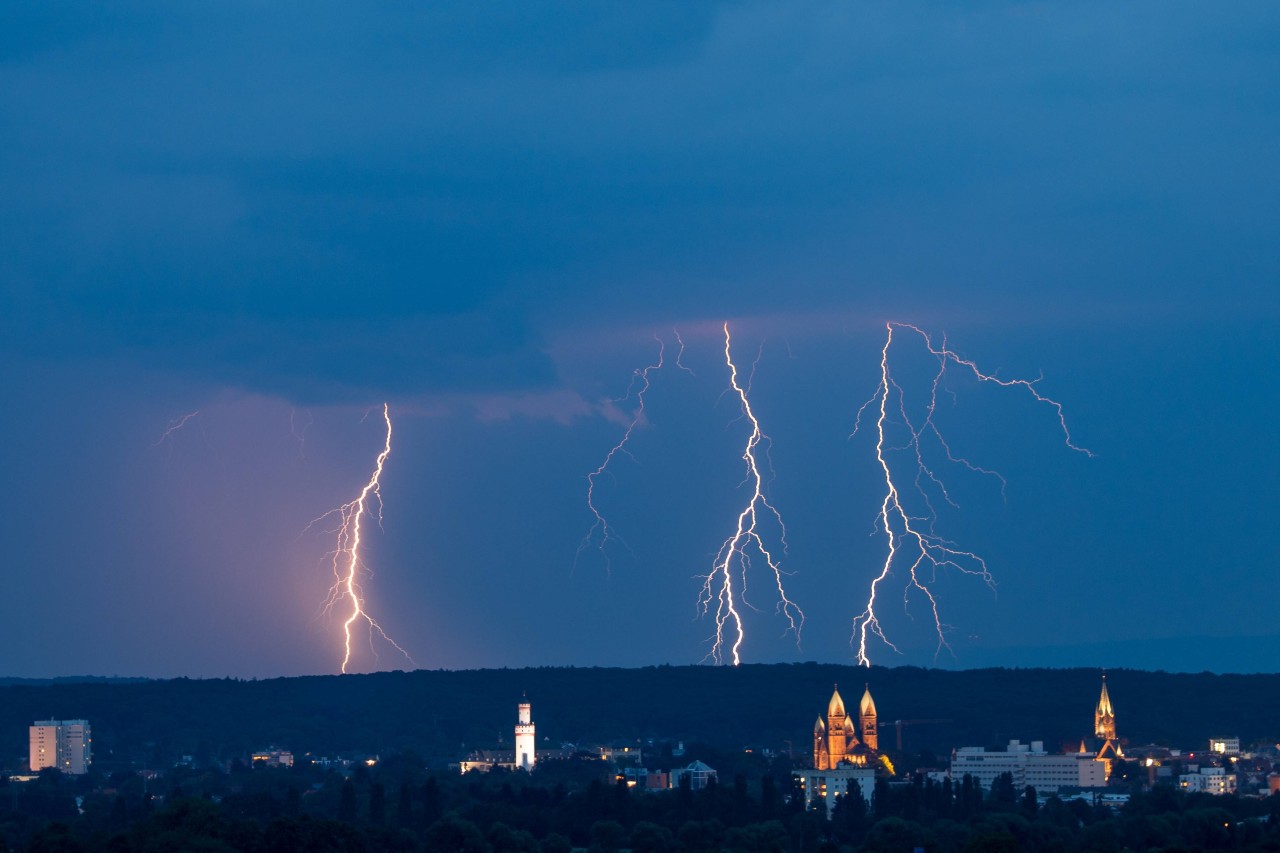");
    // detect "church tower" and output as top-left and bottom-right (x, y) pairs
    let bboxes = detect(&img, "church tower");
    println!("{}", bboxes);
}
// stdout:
(859, 685), (878, 753)
(1093, 673), (1122, 773)
(826, 687), (849, 767)
(813, 716), (829, 770)
(1094, 675), (1116, 741)
(515, 697), (536, 770)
